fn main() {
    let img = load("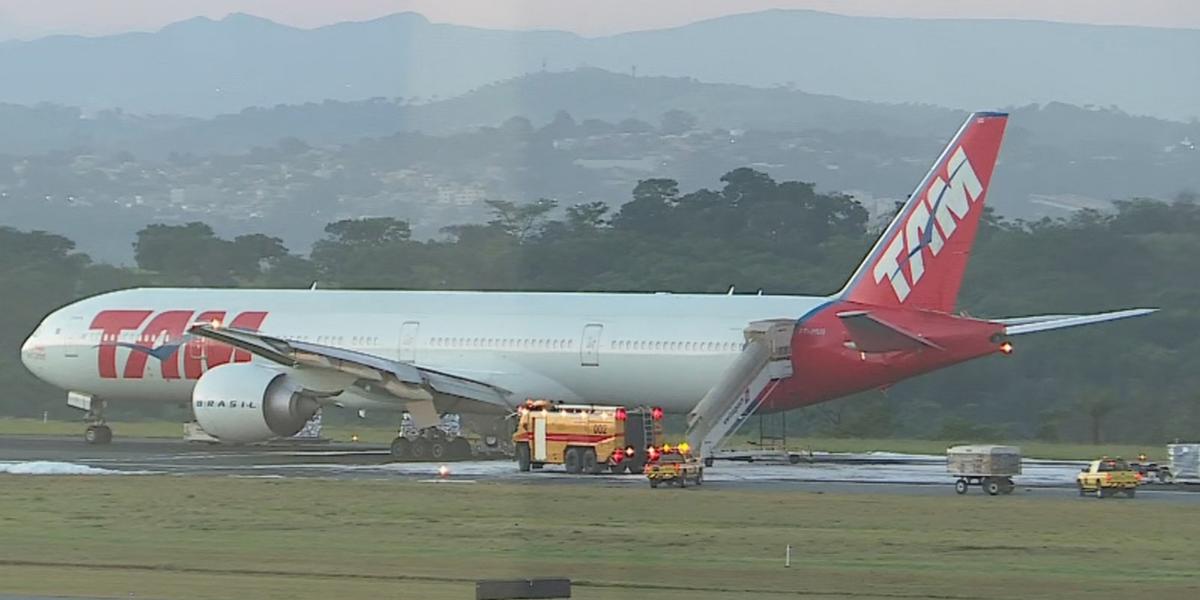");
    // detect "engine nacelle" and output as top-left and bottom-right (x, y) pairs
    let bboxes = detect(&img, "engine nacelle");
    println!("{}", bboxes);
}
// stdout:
(192, 363), (317, 443)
